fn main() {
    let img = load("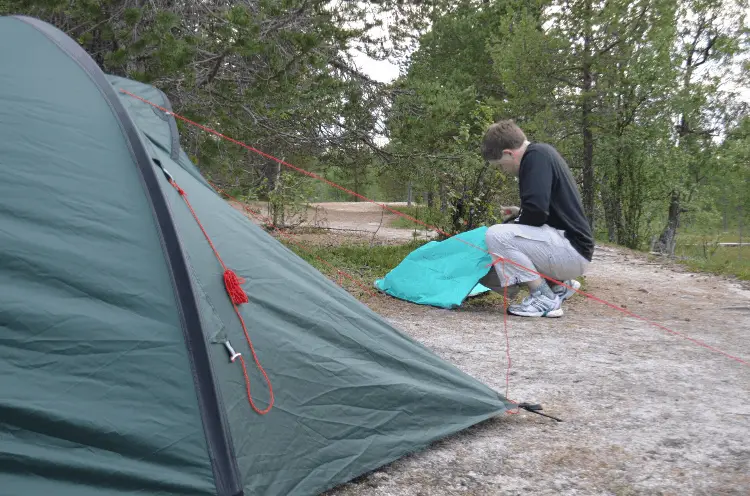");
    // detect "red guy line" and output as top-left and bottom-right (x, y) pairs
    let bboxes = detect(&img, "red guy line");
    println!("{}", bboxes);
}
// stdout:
(486, 256), (749, 367)
(501, 259), (521, 415)
(119, 89), (750, 370)
(167, 179), (274, 415)
(217, 188), (377, 298)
